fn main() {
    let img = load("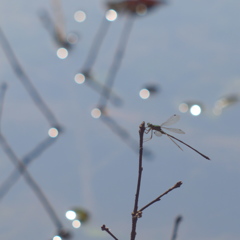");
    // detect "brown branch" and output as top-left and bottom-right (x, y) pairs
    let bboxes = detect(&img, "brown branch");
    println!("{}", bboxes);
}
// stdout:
(130, 122), (145, 240)
(138, 181), (182, 213)
(101, 225), (119, 240)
